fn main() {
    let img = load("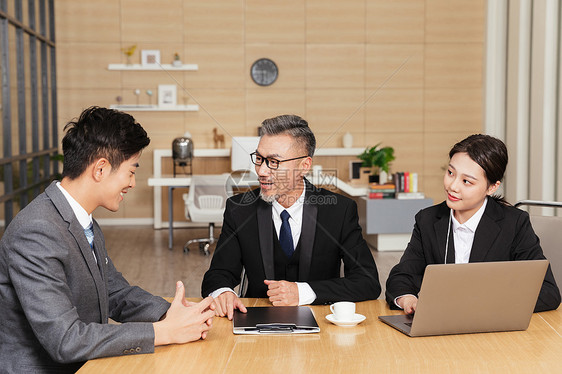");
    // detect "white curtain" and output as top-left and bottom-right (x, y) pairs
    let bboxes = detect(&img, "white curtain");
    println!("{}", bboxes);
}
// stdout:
(486, 0), (562, 215)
